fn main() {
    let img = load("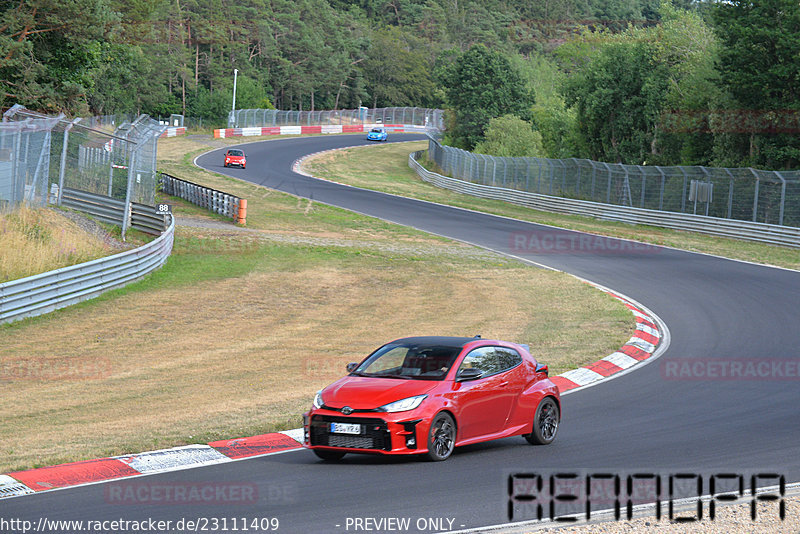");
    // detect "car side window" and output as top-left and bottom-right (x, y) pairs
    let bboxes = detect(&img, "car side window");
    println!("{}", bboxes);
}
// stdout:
(459, 346), (521, 378)
(495, 348), (522, 370)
